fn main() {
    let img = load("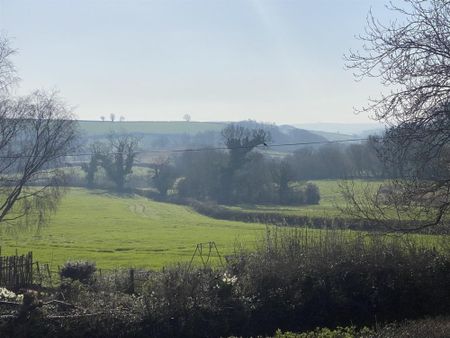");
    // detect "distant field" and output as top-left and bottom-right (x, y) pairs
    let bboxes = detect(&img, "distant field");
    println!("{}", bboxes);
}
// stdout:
(225, 180), (384, 218)
(78, 120), (225, 136)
